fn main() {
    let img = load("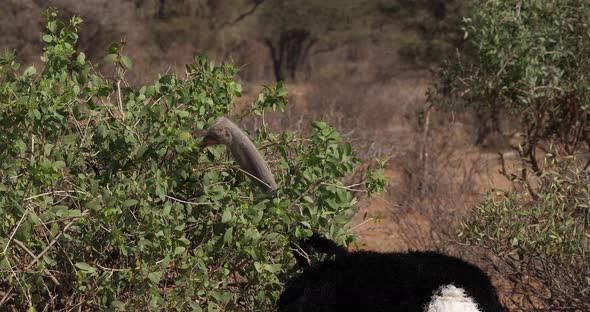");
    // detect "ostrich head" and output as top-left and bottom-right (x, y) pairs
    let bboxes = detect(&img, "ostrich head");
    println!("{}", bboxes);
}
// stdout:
(199, 117), (278, 193)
